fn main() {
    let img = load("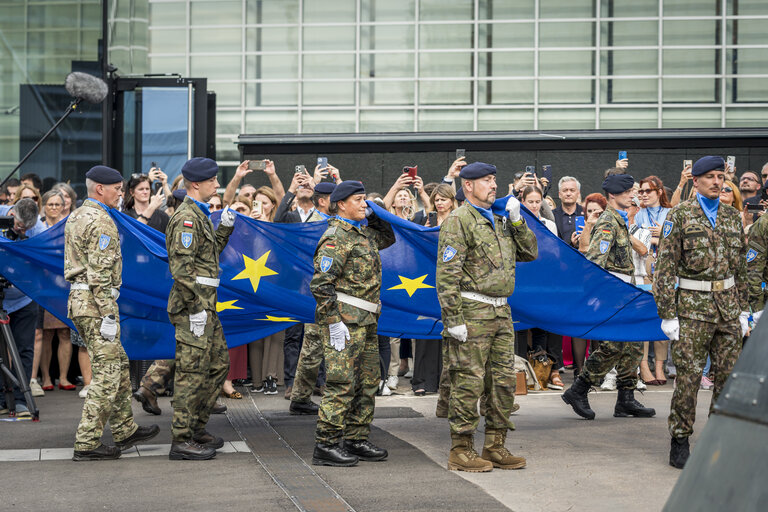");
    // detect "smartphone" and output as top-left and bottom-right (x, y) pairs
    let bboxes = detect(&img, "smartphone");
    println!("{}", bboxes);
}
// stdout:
(249, 160), (267, 171)
(727, 155), (736, 169)
(455, 149), (465, 159)
(574, 216), (585, 234)
(525, 165), (536, 177)
(403, 166), (418, 179)
(618, 151), (628, 161)
(633, 196), (642, 207)
(150, 161), (158, 171)
(541, 164), (553, 182)
(428, 211), (438, 227)
(295, 164), (307, 175)
(317, 156), (328, 169)
(746, 203), (764, 212)
(252, 200), (263, 216)
(683, 159), (692, 168)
